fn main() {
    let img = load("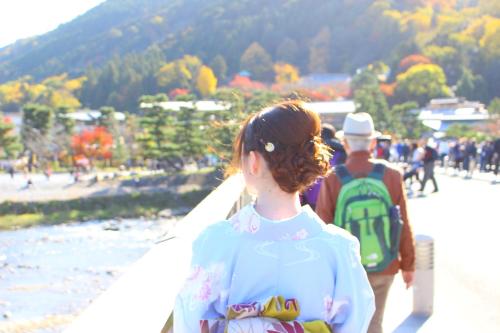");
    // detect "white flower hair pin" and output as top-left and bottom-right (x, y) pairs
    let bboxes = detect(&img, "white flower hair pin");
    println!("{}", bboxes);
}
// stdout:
(264, 142), (275, 152)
